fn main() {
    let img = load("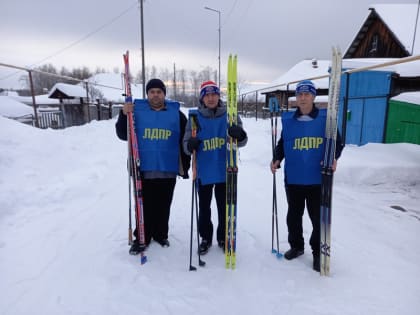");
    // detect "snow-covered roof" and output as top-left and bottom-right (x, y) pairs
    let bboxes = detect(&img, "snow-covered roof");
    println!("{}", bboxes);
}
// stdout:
(391, 92), (420, 105)
(48, 83), (86, 99)
(260, 59), (330, 94)
(264, 57), (420, 96)
(10, 94), (60, 105)
(0, 96), (34, 117)
(371, 4), (420, 55)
